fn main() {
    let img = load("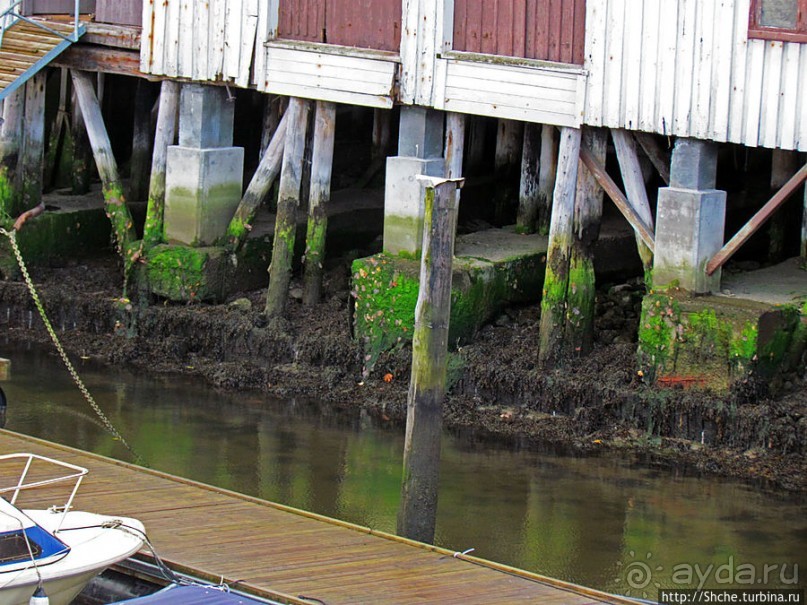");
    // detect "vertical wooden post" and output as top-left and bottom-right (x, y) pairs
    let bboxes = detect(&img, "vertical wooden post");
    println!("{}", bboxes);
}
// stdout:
(465, 115), (487, 171)
(303, 101), (336, 306)
(769, 149), (799, 263)
(129, 79), (154, 202)
(71, 89), (93, 194)
(143, 80), (180, 249)
(0, 88), (24, 216)
(444, 112), (465, 180)
(802, 183), (806, 262)
(538, 127), (582, 367)
(633, 131), (671, 185)
(372, 108), (392, 162)
(260, 95), (282, 160)
(493, 119), (523, 225)
(71, 69), (137, 257)
(397, 176), (463, 545)
(265, 98), (311, 317)
(20, 71), (47, 214)
(537, 124), (559, 235)
(565, 128), (607, 356)
(227, 112), (289, 250)
(612, 129), (655, 280)
(517, 123), (541, 233)
(44, 68), (69, 189)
